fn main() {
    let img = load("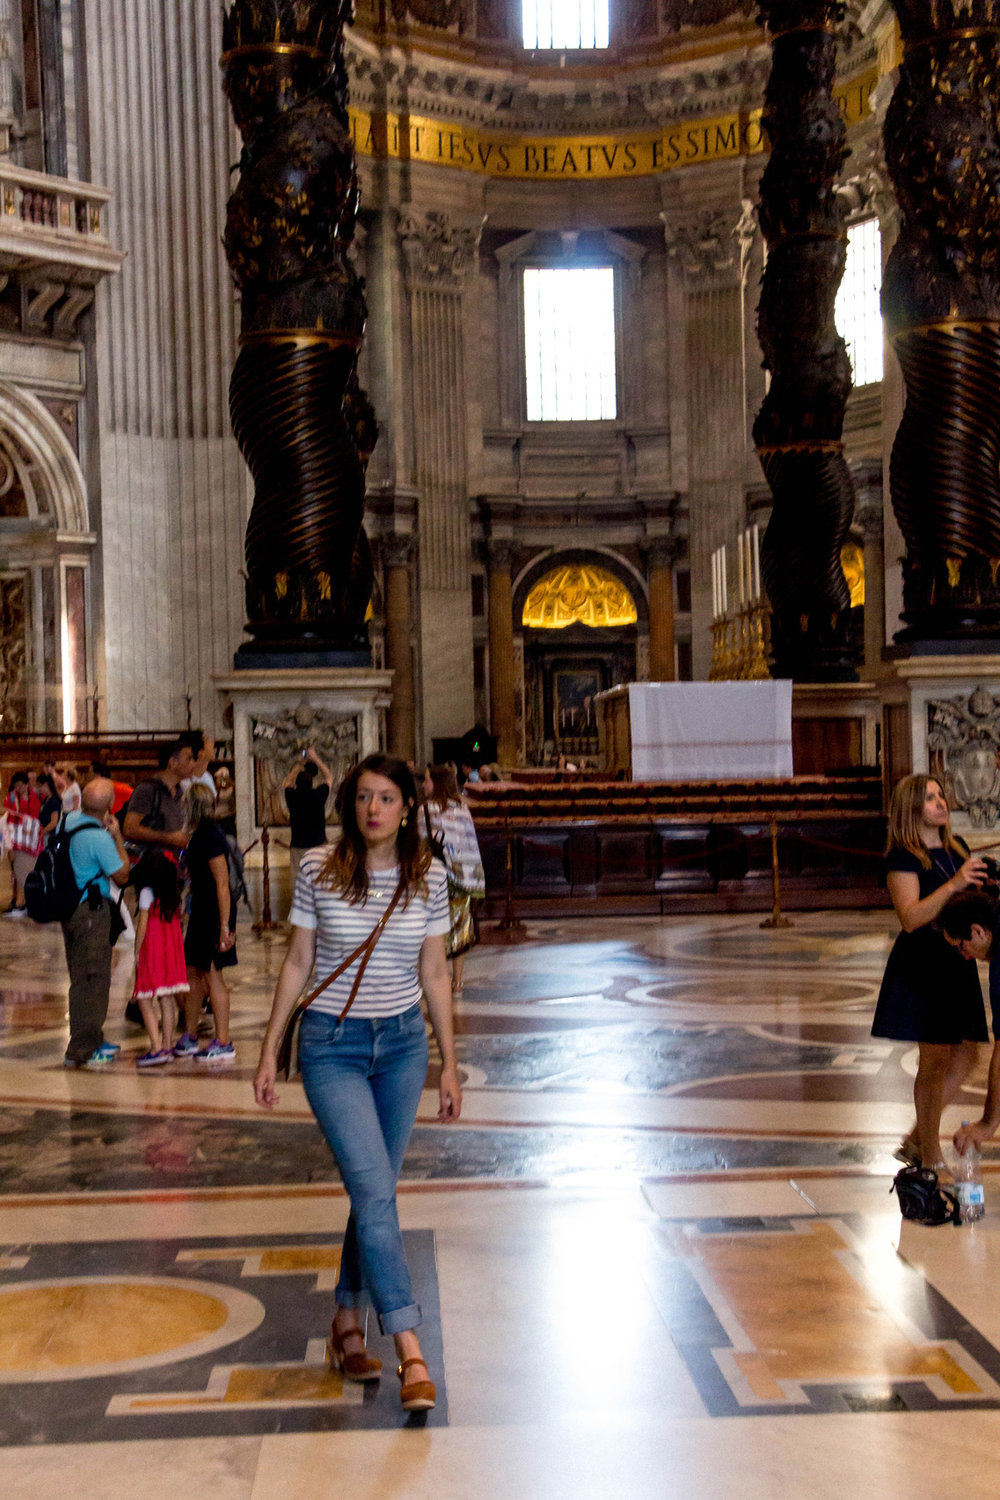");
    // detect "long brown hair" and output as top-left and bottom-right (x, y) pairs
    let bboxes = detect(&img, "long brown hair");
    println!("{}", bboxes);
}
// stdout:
(886, 773), (965, 868)
(318, 754), (430, 905)
(425, 762), (461, 812)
